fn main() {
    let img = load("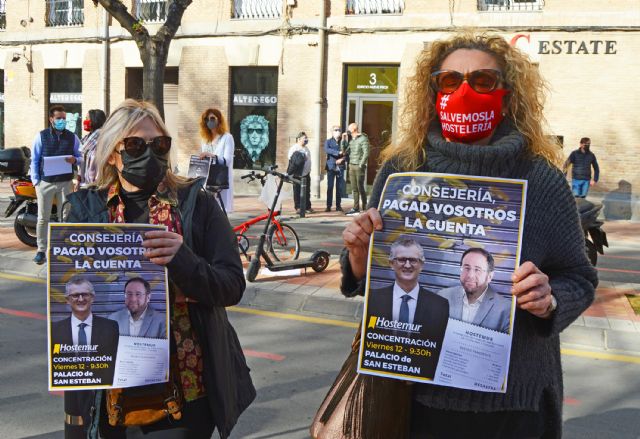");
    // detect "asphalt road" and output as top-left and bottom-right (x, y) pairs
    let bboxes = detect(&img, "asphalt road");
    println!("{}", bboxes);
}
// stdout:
(1, 275), (639, 439)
